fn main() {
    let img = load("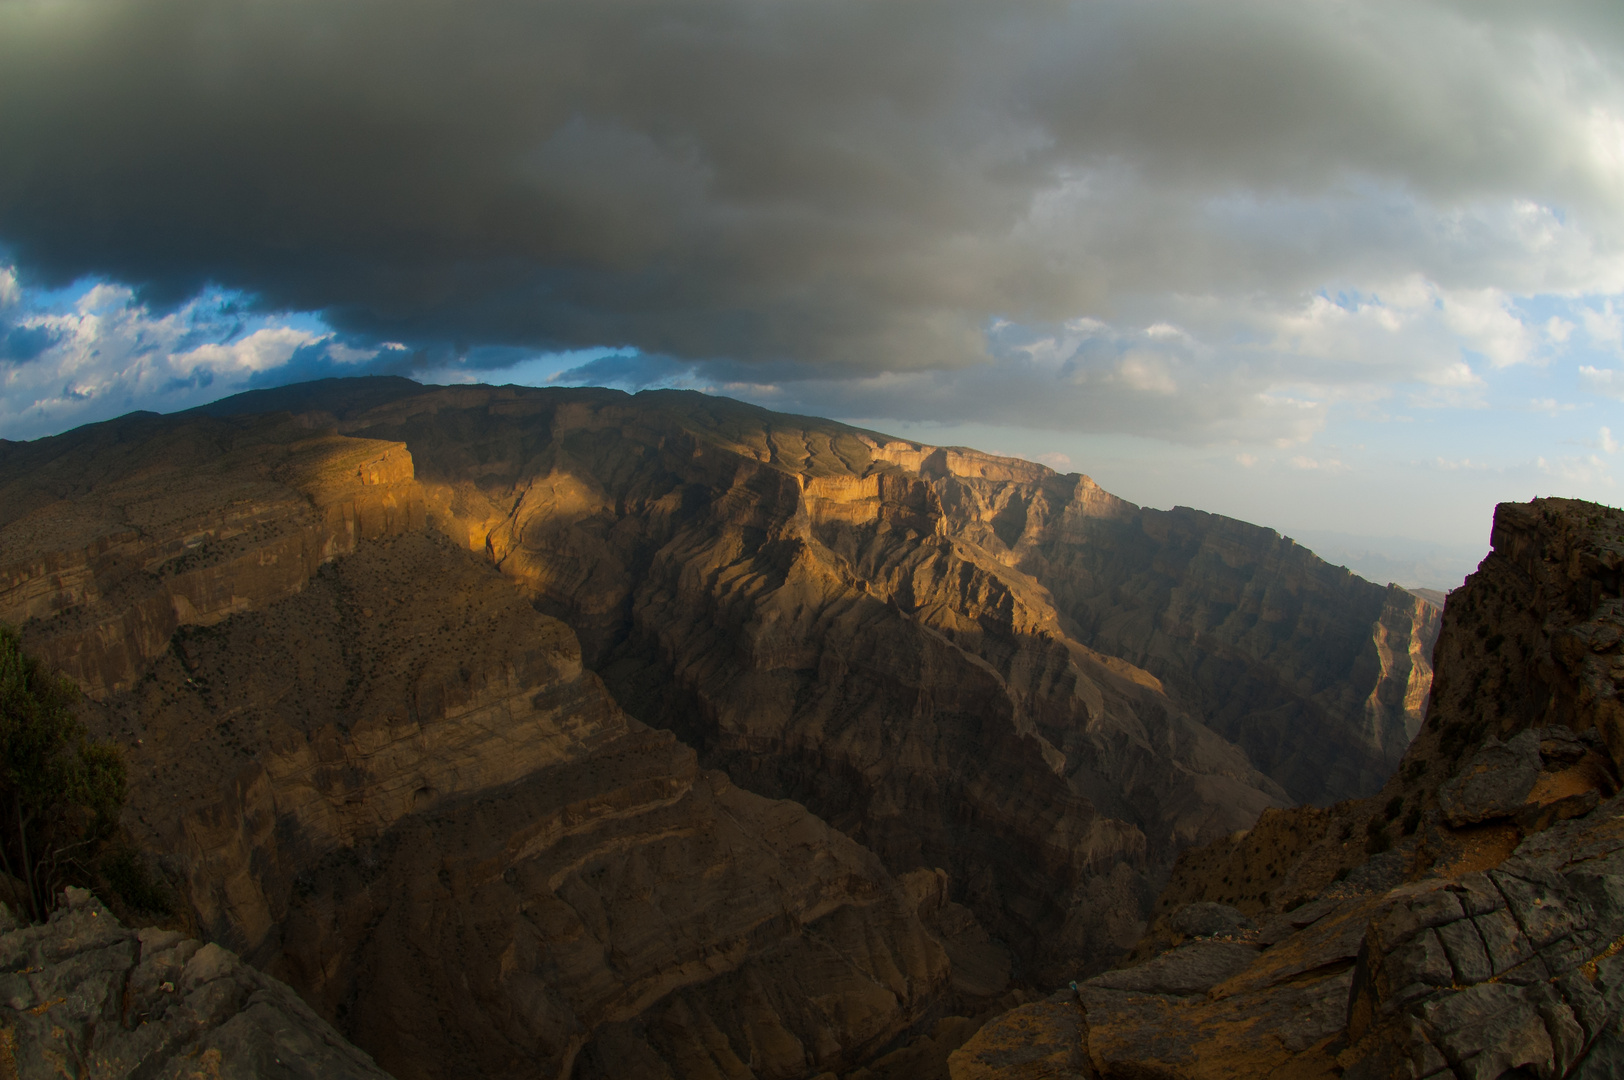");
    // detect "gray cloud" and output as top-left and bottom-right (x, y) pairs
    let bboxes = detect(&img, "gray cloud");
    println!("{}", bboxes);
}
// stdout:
(2, 0), (1622, 391)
